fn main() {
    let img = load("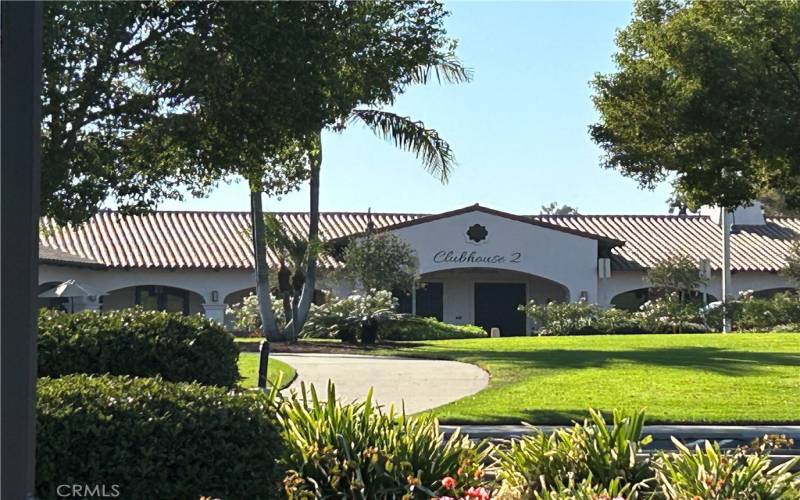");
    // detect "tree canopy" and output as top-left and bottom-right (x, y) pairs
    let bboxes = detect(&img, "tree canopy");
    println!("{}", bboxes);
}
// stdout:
(340, 233), (420, 293)
(591, 0), (800, 210)
(42, 1), (461, 224)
